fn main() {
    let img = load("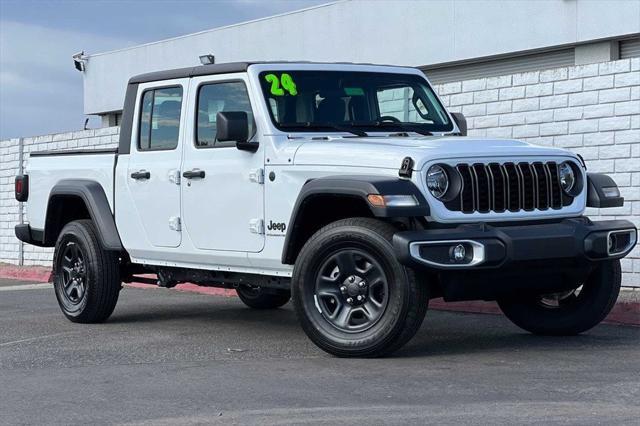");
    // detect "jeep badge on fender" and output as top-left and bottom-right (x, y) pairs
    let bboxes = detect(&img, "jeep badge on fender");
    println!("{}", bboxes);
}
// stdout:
(14, 61), (636, 357)
(267, 221), (286, 232)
